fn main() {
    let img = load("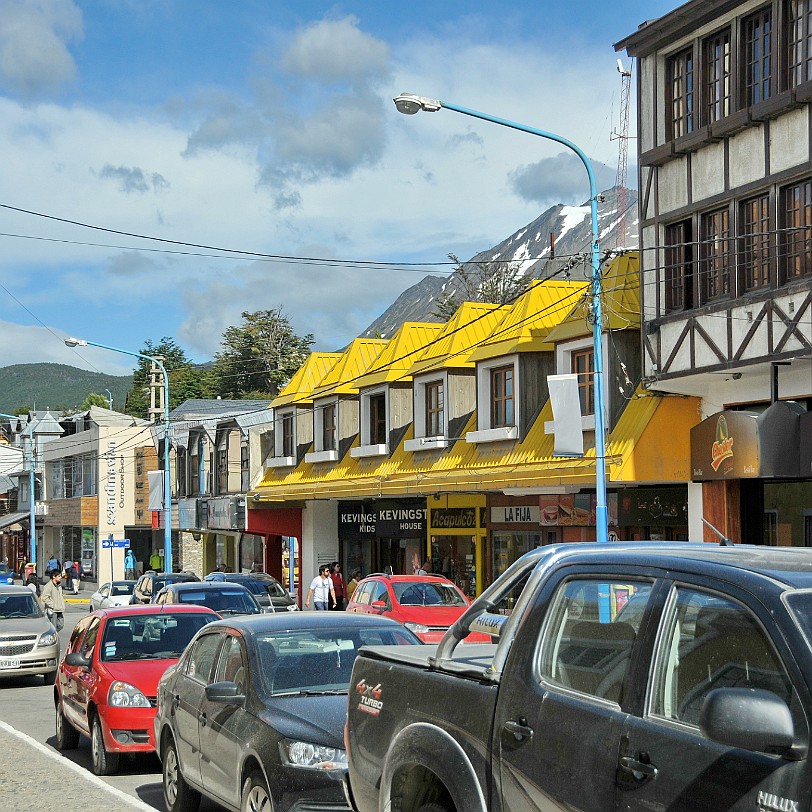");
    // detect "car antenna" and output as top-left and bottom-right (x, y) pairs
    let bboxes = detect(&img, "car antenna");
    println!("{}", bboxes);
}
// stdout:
(701, 517), (734, 546)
